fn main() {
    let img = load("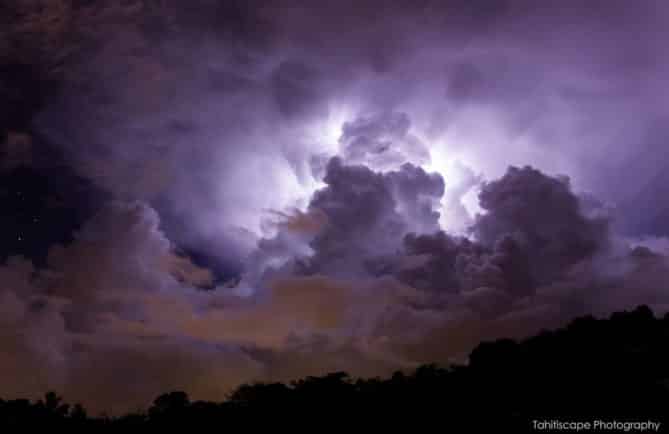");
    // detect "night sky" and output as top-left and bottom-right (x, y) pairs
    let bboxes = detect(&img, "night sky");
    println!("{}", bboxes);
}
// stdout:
(1, 0), (669, 414)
